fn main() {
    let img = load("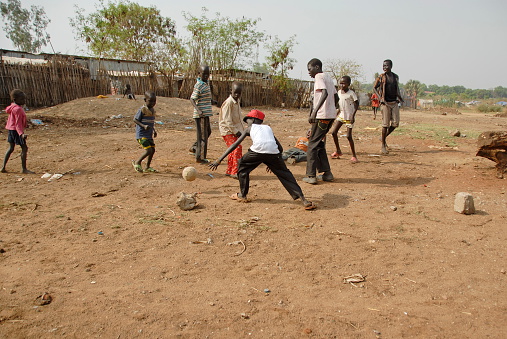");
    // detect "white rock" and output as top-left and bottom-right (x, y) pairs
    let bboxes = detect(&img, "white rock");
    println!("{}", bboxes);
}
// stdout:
(454, 192), (475, 214)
